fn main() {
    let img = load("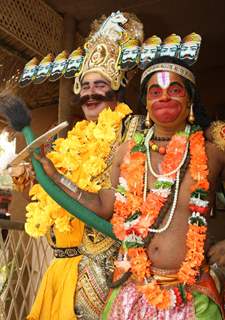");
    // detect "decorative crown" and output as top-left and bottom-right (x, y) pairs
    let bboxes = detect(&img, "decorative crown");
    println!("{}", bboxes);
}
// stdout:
(159, 33), (181, 58)
(18, 11), (144, 91)
(139, 35), (162, 70)
(178, 32), (202, 65)
(74, 11), (144, 93)
(183, 32), (201, 43)
(145, 35), (162, 45)
(163, 33), (181, 44)
(19, 57), (39, 87)
(64, 47), (85, 79)
(33, 53), (54, 84)
(139, 32), (201, 70)
(122, 38), (140, 47)
(49, 50), (68, 81)
(140, 33), (202, 86)
(70, 47), (84, 57)
(74, 35), (122, 93)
